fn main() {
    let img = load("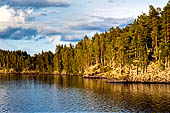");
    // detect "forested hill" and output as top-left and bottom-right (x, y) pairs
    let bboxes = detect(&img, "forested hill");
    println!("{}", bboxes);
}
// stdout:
(0, 1), (170, 77)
